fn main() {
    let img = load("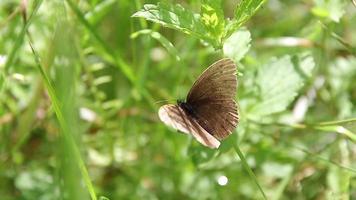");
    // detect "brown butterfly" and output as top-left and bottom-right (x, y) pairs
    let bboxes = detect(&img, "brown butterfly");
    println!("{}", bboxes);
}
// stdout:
(158, 58), (239, 148)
